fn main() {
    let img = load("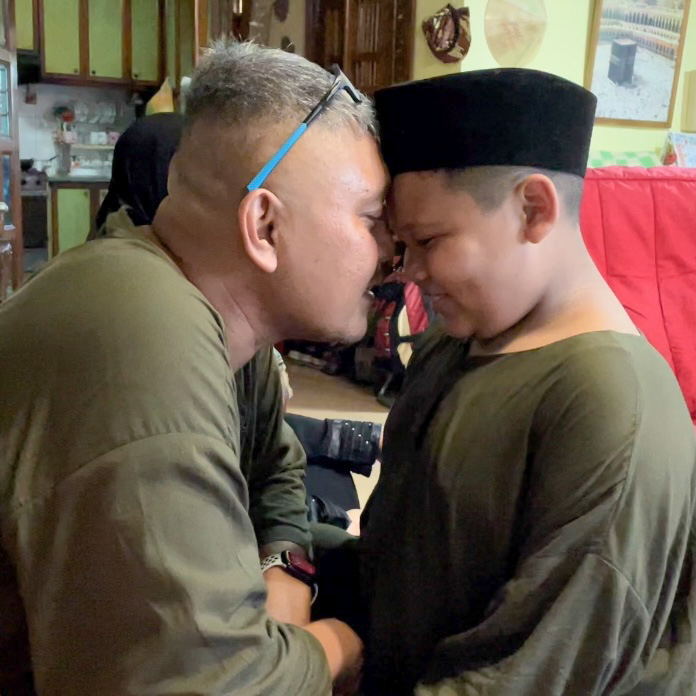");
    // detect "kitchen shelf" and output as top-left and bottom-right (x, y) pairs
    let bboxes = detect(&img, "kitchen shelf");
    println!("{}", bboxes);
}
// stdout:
(69, 144), (115, 150)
